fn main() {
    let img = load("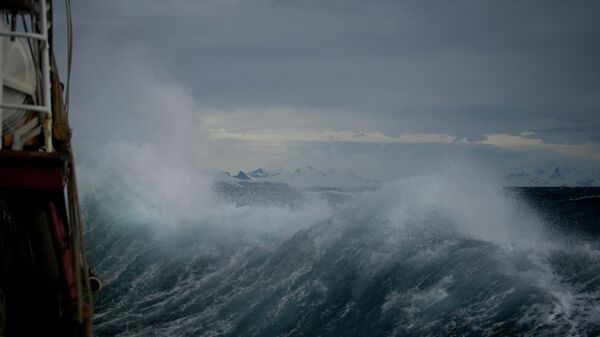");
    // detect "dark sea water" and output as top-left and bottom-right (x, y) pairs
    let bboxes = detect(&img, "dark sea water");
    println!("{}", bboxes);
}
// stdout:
(84, 179), (600, 337)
